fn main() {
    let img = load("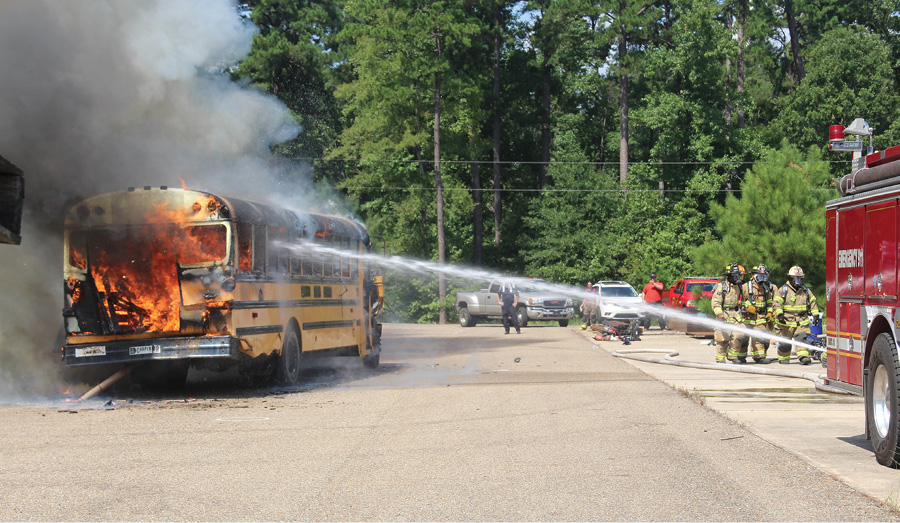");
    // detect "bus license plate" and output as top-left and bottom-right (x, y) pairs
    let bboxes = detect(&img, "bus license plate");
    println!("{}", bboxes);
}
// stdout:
(74, 346), (106, 358)
(129, 345), (161, 356)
